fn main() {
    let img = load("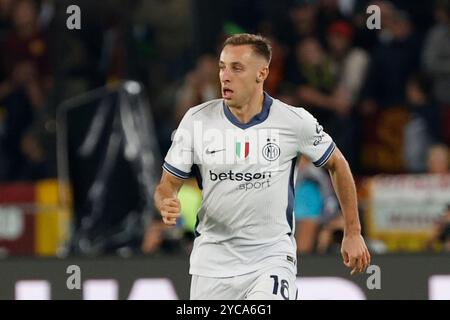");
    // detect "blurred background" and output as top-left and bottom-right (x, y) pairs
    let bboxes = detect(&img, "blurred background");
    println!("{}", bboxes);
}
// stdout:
(0, 0), (449, 299)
